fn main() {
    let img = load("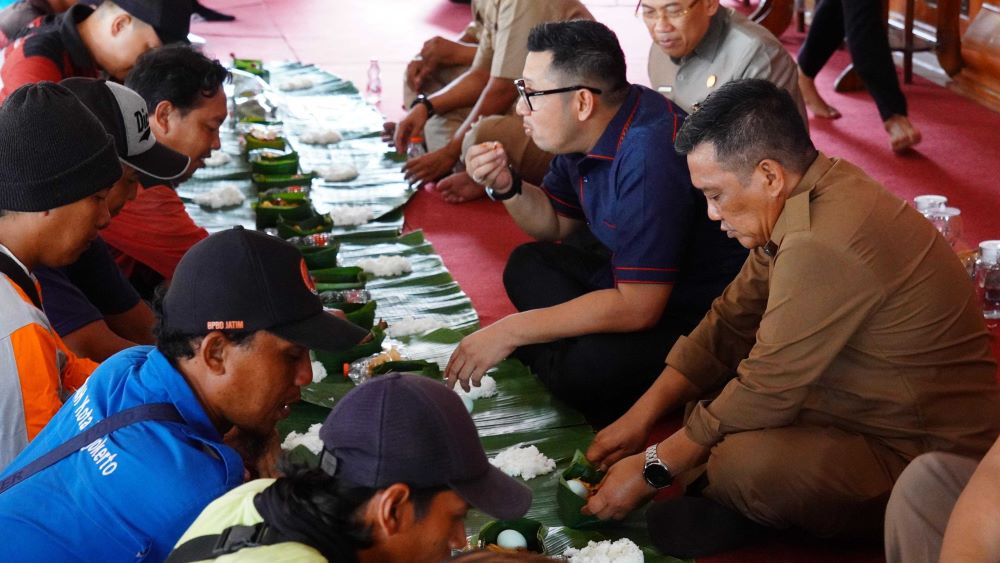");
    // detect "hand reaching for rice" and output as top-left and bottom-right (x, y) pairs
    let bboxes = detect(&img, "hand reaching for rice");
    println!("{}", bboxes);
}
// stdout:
(445, 323), (518, 392)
